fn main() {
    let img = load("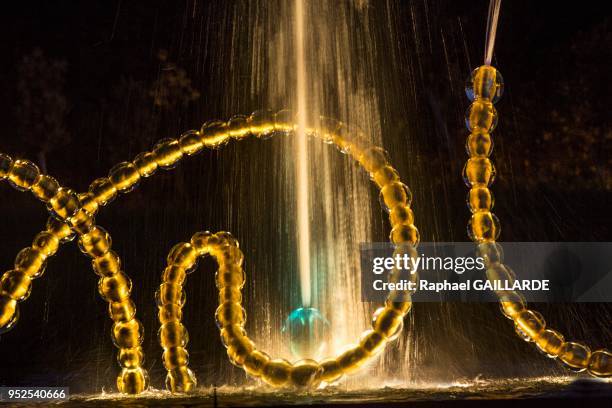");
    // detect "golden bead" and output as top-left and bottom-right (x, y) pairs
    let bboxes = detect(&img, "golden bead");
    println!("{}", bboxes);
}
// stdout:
(0, 295), (18, 328)
(372, 307), (404, 340)
(214, 231), (239, 247)
(220, 324), (247, 348)
(190, 231), (213, 255)
(244, 350), (270, 377)
(118, 346), (144, 369)
(535, 329), (565, 358)
(466, 100), (497, 132)
(215, 302), (246, 328)
(109, 299), (136, 322)
(204, 234), (225, 251)
(389, 223), (419, 246)
(248, 110), (275, 138)
(467, 187), (493, 212)
(261, 359), (292, 387)
(89, 177), (117, 206)
(67, 208), (94, 235)
(14, 247), (46, 278)
(46, 217), (74, 243)
(31, 175), (60, 202)
(587, 349), (612, 378)
(0, 153), (13, 180)
(200, 120), (230, 149)
(514, 310), (545, 341)
(385, 297), (412, 314)
(337, 345), (369, 374)
(92, 250), (121, 277)
(78, 193), (99, 215)
(133, 151), (158, 178)
(498, 290), (525, 319)
(466, 65), (504, 103)
(218, 286), (242, 304)
(466, 130), (492, 157)
(359, 147), (389, 174)
(109, 162), (140, 193)
(389, 205), (414, 226)
(226, 336), (254, 367)
(112, 318), (144, 349)
(290, 359), (322, 388)
(153, 138), (183, 169)
(373, 165), (400, 188)
(227, 115), (250, 139)
(32, 231), (60, 257)
(215, 245), (244, 267)
(359, 329), (386, 356)
(463, 157), (495, 187)
(162, 346), (190, 370)
(8, 159), (40, 191)
(380, 182), (411, 211)
(468, 211), (500, 242)
(158, 303), (183, 324)
(159, 321), (189, 348)
(558, 342), (591, 371)
(178, 130), (204, 155)
(79, 226), (112, 257)
(165, 366), (197, 393)
(320, 358), (343, 383)
(161, 265), (187, 285)
(117, 367), (149, 394)
(167, 242), (198, 271)
(0, 270), (32, 301)
(48, 188), (79, 220)
(98, 272), (132, 302)
(156, 282), (186, 307)
(215, 264), (245, 289)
